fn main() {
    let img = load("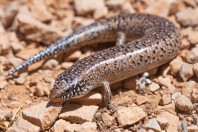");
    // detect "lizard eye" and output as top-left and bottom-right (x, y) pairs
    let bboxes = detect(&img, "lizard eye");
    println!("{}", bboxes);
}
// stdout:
(57, 80), (69, 91)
